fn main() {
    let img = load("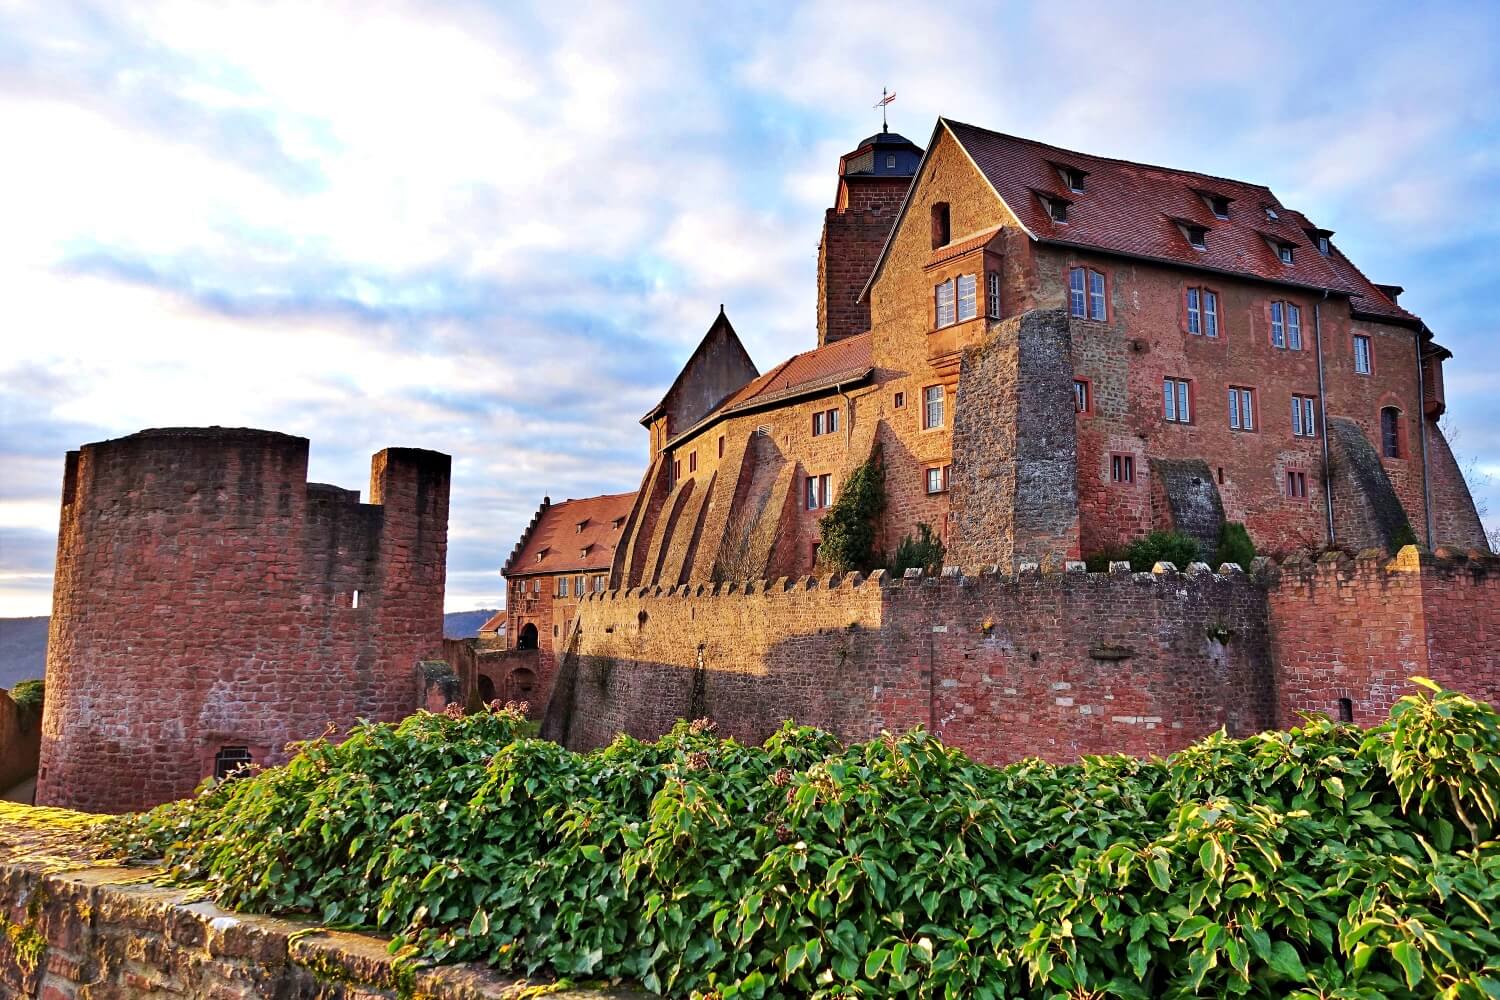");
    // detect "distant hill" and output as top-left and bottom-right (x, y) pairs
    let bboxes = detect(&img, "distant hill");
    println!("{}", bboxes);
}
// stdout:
(0, 617), (48, 689)
(0, 610), (502, 688)
(444, 609), (501, 639)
